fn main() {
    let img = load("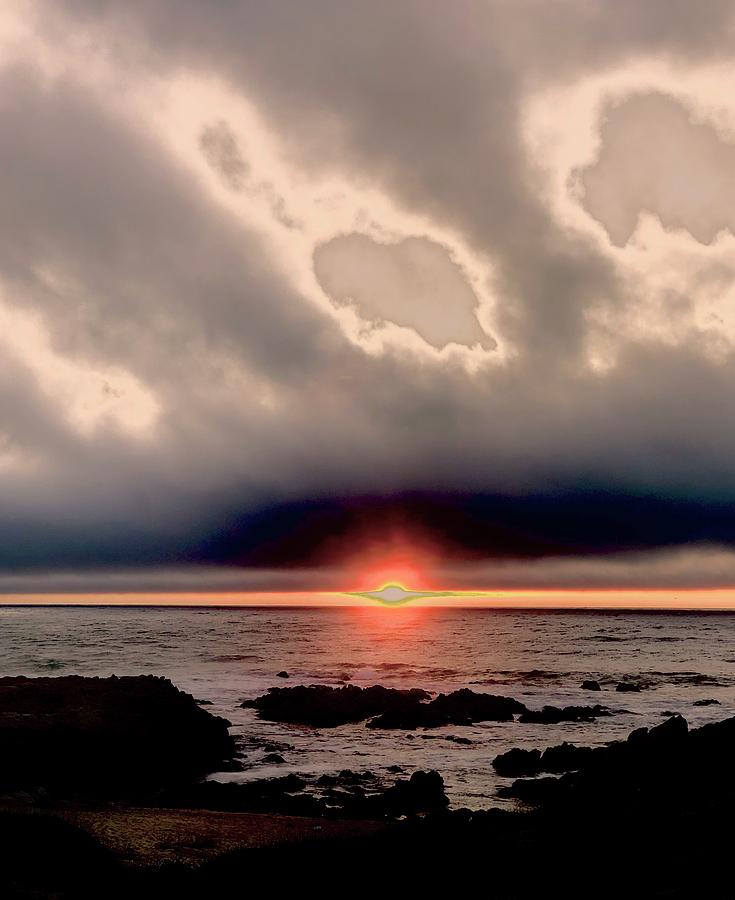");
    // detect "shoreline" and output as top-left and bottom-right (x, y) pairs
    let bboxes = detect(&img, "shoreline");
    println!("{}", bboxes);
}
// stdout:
(3, 673), (735, 896)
